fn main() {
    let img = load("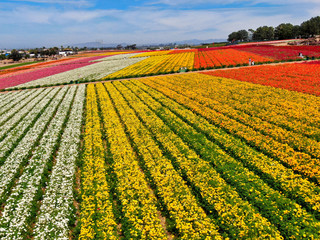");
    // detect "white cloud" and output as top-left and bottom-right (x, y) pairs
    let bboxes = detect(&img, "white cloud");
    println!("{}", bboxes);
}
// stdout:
(6, 0), (91, 6)
(0, 1), (319, 48)
(149, 0), (320, 6)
